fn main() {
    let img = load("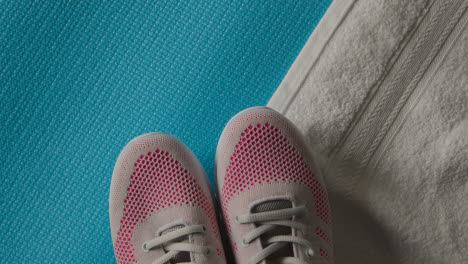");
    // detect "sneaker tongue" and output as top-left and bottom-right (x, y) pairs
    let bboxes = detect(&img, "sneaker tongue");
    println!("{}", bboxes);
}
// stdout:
(252, 200), (292, 213)
(160, 225), (191, 263)
(252, 200), (294, 260)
